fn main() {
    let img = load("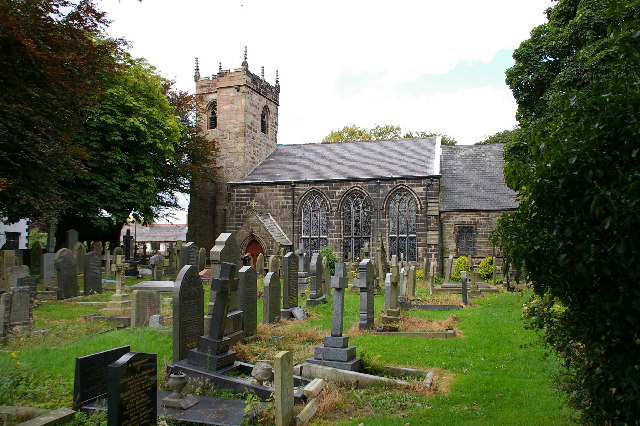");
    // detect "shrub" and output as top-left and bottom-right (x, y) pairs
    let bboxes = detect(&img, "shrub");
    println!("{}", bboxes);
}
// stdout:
(416, 269), (424, 280)
(450, 257), (470, 281)
(478, 257), (493, 281)
(319, 246), (337, 275)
